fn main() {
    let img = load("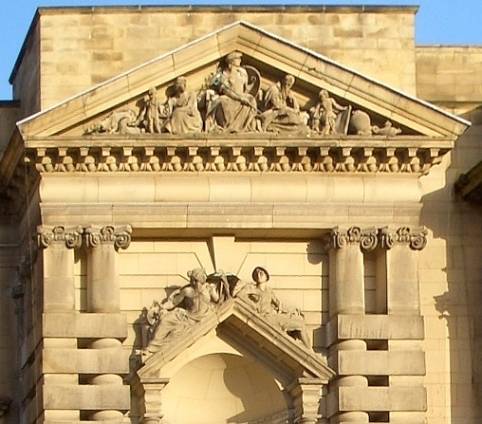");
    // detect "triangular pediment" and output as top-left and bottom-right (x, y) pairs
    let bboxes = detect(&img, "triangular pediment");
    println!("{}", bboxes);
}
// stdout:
(18, 21), (468, 140)
(137, 298), (335, 384)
